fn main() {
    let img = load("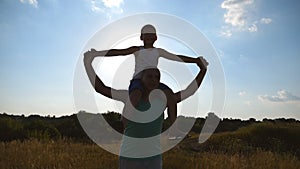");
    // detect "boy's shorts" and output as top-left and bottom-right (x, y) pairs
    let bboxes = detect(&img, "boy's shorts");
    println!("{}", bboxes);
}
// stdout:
(129, 79), (171, 93)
